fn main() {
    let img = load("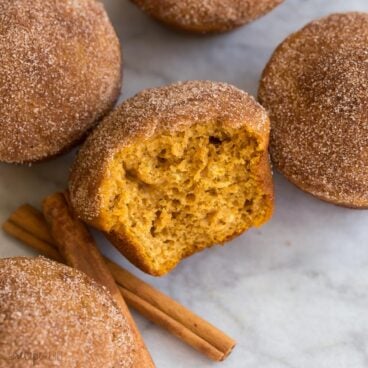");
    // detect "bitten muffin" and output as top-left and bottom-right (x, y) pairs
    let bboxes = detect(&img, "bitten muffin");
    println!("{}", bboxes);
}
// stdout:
(69, 81), (274, 276)
(131, 0), (284, 33)
(0, 257), (135, 368)
(0, 0), (121, 164)
(259, 12), (368, 208)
